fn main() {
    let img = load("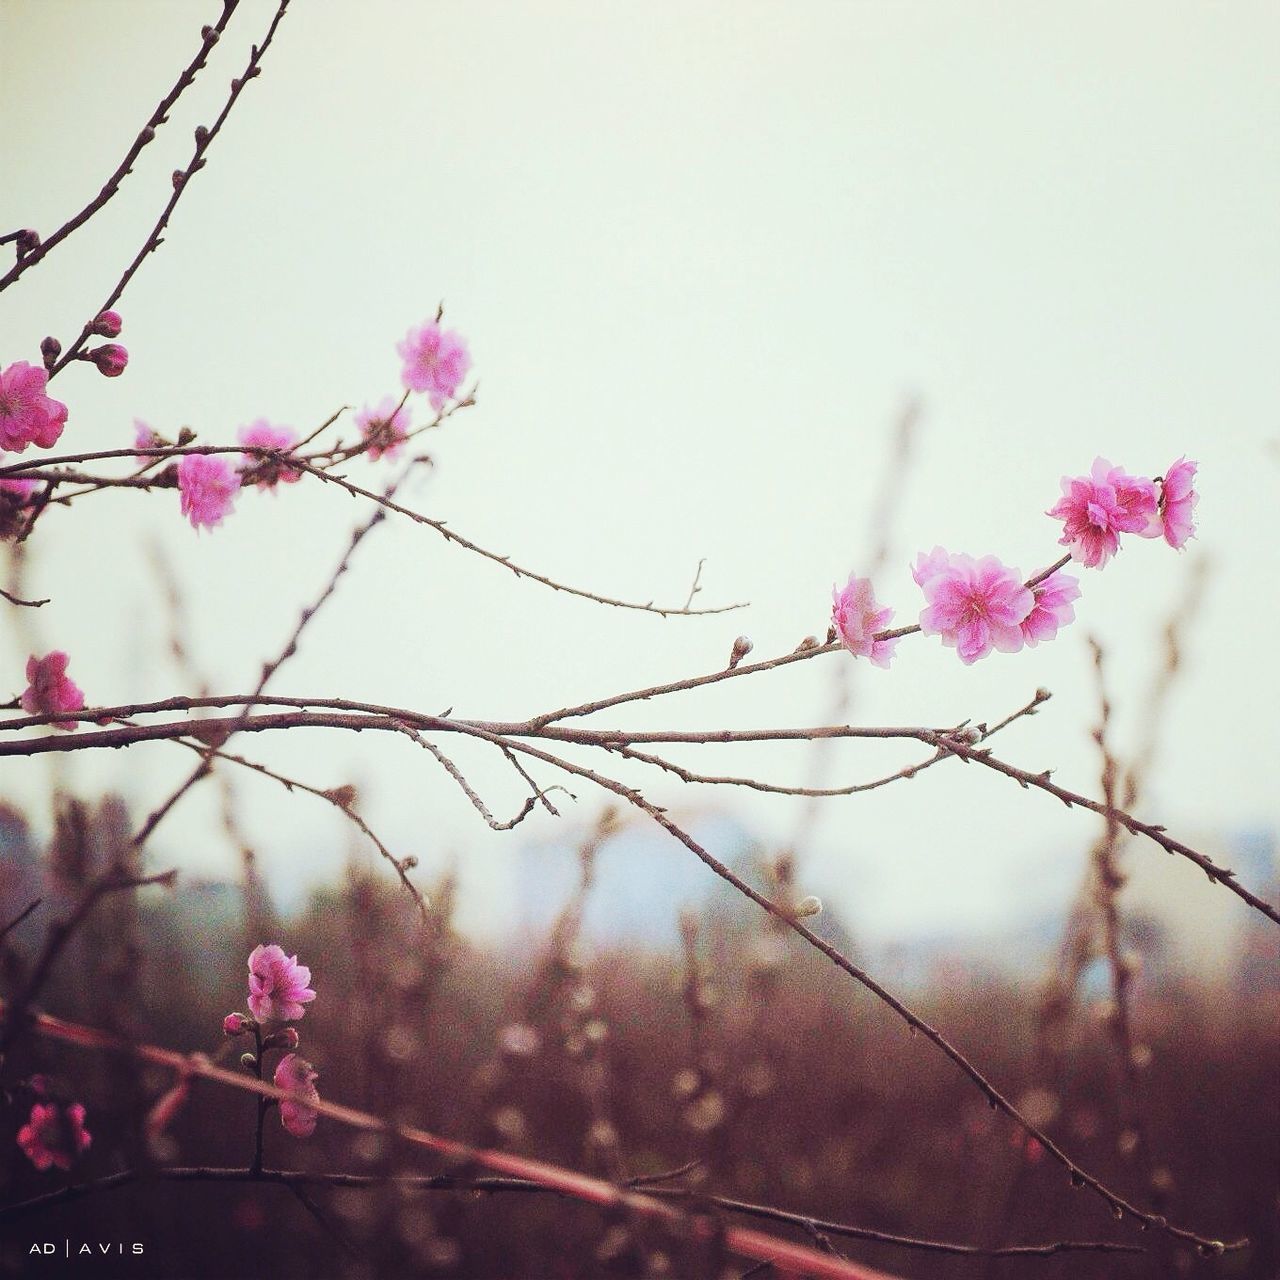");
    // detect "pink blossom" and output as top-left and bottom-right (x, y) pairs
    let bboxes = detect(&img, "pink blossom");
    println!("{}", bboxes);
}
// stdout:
(87, 343), (128, 378)
(0, 475), (37, 501)
(396, 321), (470, 410)
(133, 419), (162, 462)
(273, 1054), (320, 1138)
(1020, 571), (1080, 646)
(1047, 458), (1157, 569)
(20, 652), (85, 730)
(914, 548), (1034, 665)
(17, 1102), (91, 1172)
(177, 453), (240, 530)
(237, 420), (301, 487)
(0, 361), (68, 453)
(247, 944), (315, 1022)
(355, 395), (411, 460)
(830, 574), (899, 669)
(1142, 457), (1198, 549)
